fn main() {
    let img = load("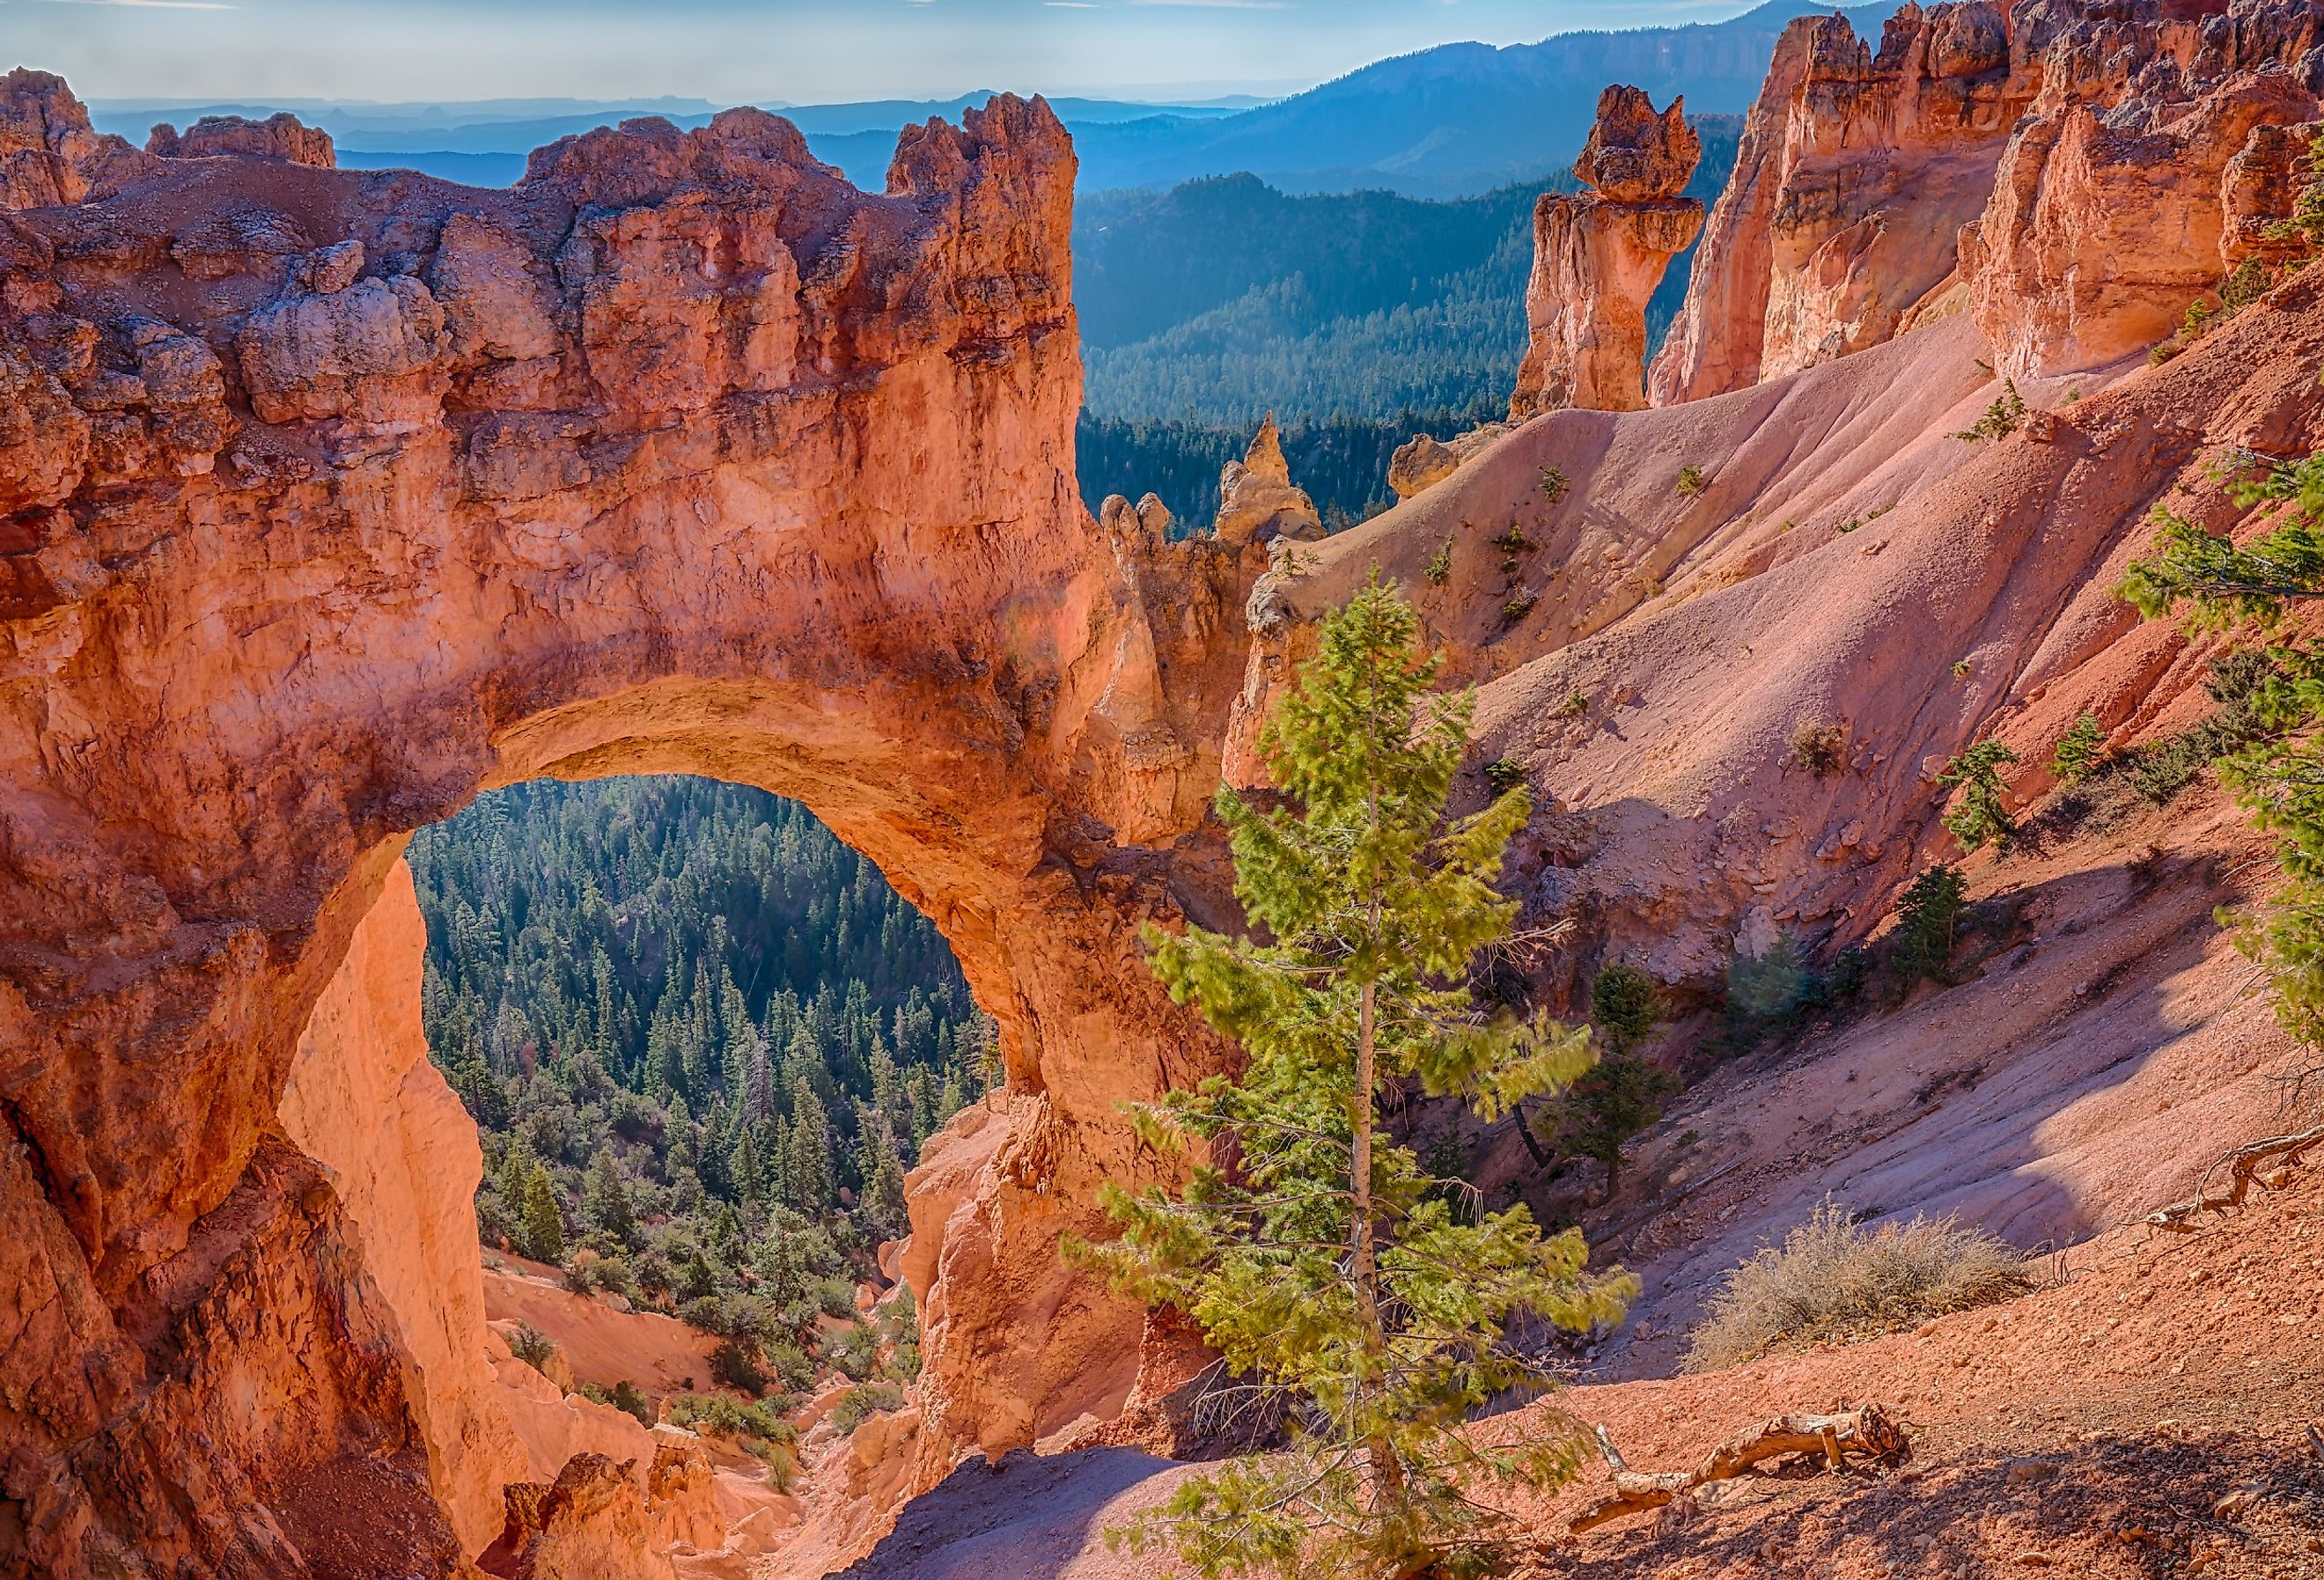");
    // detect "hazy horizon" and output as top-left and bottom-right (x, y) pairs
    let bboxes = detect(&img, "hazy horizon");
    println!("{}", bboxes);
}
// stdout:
(19, 0), (1783, 107)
